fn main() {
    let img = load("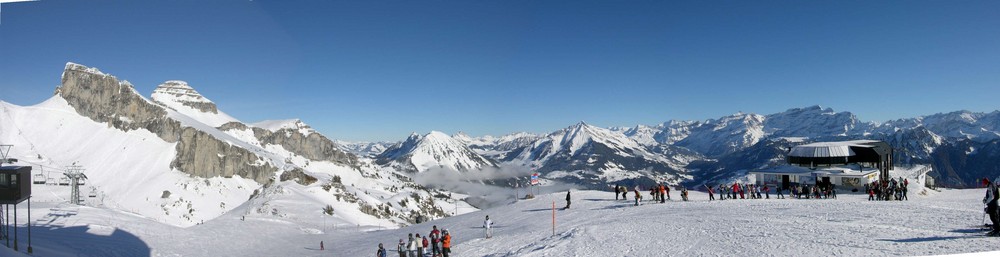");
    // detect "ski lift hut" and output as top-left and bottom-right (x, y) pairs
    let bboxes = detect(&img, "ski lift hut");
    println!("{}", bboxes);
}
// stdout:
(0, 166), (32, 204)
